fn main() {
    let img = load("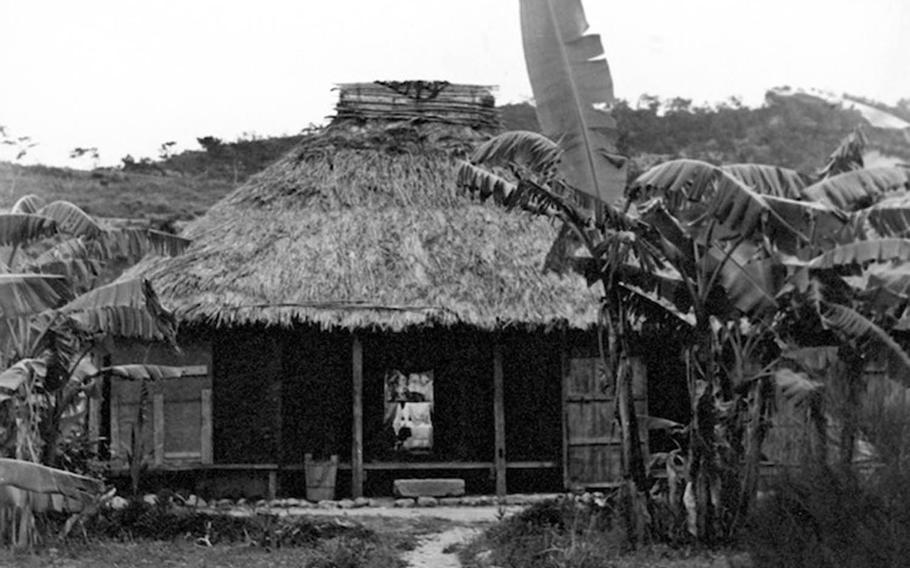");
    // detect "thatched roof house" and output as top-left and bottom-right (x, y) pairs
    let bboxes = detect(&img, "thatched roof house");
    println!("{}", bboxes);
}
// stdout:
(135, 81), (598, 330)
(104, 82), (670, 500)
